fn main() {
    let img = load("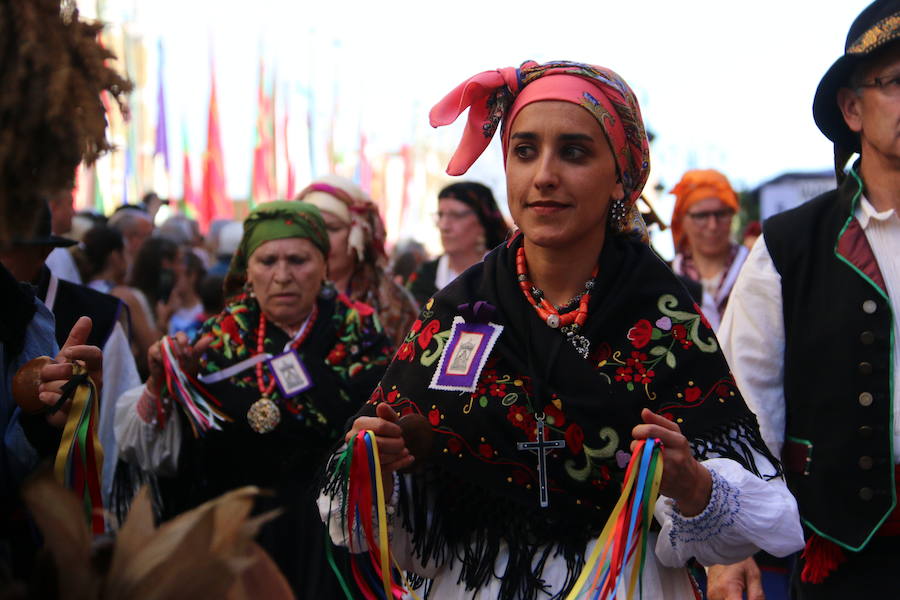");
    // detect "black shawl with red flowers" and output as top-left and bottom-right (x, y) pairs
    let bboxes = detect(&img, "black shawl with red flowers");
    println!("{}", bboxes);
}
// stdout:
(327, 233), (778, 599)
